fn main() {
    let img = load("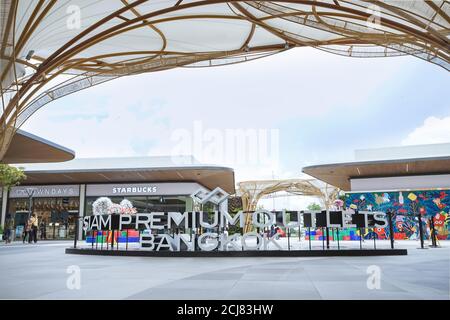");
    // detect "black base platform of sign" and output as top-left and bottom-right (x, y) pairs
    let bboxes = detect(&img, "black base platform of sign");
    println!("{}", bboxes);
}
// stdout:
(66, 248), (407, 257)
